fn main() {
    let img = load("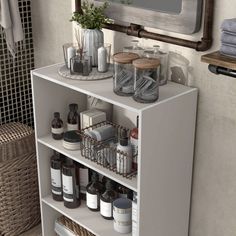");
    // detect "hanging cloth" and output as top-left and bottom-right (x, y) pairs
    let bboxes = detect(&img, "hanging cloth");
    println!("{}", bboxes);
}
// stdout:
(0, 0), (24, 57)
